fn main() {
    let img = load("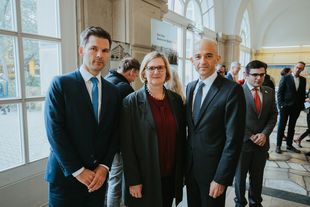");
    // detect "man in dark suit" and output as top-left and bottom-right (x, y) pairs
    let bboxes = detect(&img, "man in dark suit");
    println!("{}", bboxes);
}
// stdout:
(276, 61), (306, 153)
(186, 39), (246, 207)
(104, 57), (140, 207)
(225, 61), (241, 82)
(44, 26), (121, 207)
(234, 60), (278, 207)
